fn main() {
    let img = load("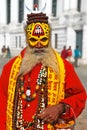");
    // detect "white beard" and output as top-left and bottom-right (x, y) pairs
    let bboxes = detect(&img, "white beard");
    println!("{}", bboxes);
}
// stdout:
(18, 45), (59, 76)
